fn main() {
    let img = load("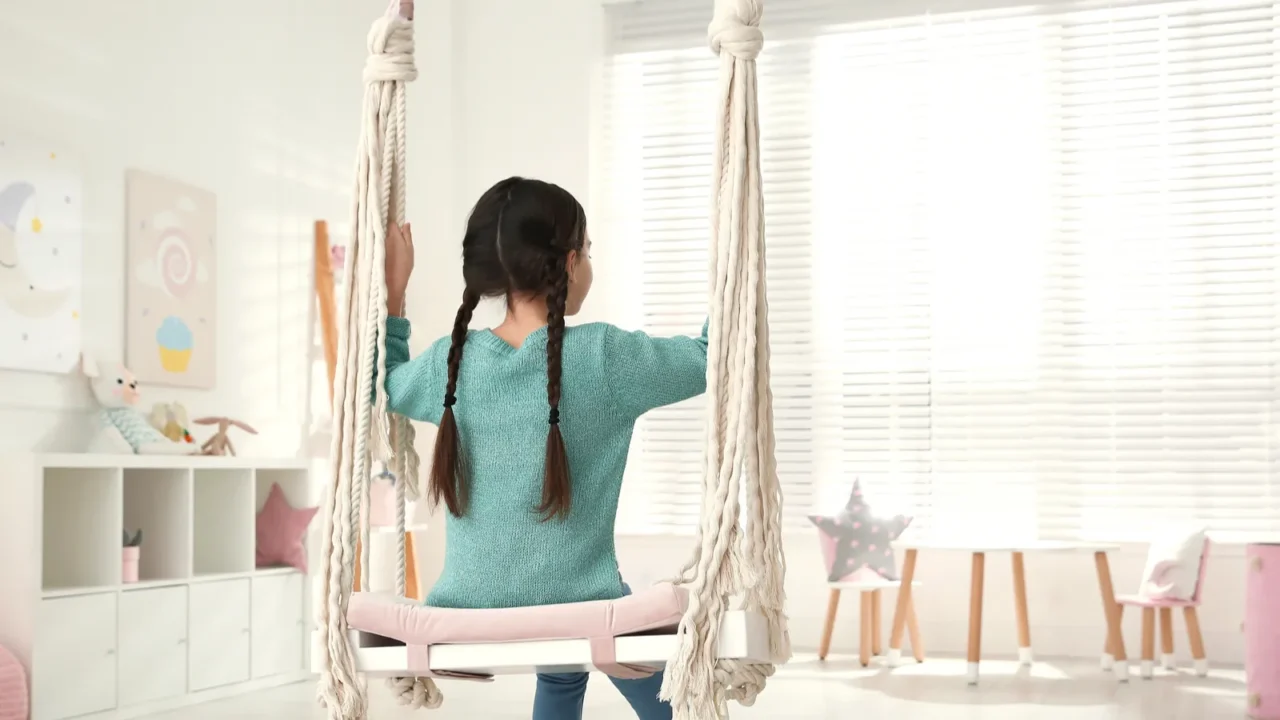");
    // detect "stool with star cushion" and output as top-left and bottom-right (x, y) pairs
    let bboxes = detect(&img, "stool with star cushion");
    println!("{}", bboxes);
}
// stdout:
(811, 480), (923, 666)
